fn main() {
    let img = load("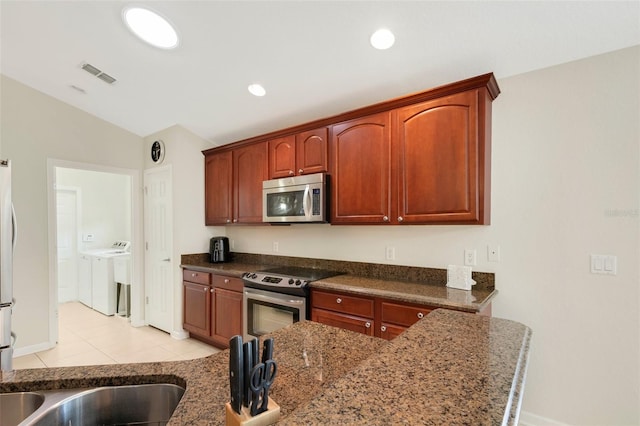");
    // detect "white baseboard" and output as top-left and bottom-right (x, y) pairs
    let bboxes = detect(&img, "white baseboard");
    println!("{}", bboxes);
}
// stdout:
(170, 329), (189, 340)
(13, 341), (53, 358)
(519, 411), (570, 426)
